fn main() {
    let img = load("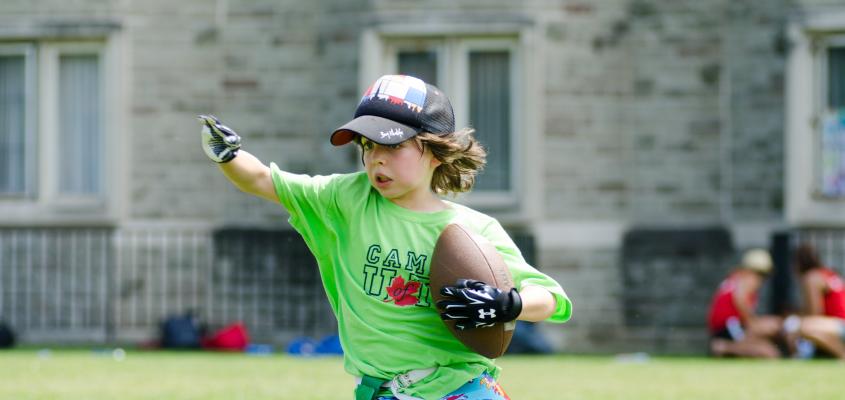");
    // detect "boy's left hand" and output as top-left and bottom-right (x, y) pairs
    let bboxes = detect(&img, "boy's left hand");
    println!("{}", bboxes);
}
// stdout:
(199, 114), (241, 163)
(436, 279), (522, 330)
